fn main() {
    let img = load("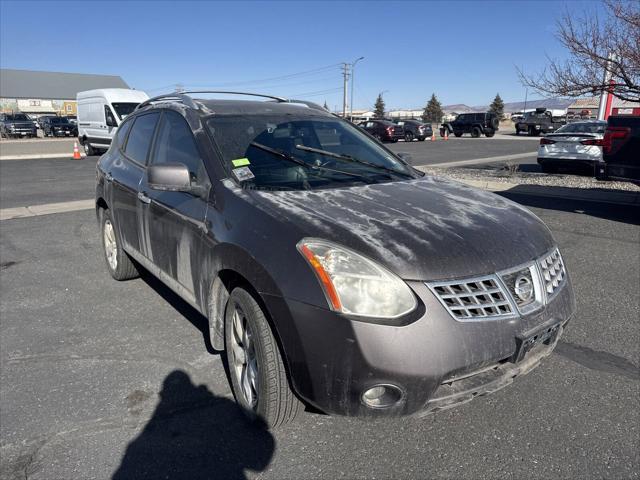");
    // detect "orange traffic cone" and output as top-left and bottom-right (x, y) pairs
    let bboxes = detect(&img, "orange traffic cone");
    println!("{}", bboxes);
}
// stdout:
(444, 130), (449, 141)
(431, 132), (436, 142)
(73, 142), (81, 160)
